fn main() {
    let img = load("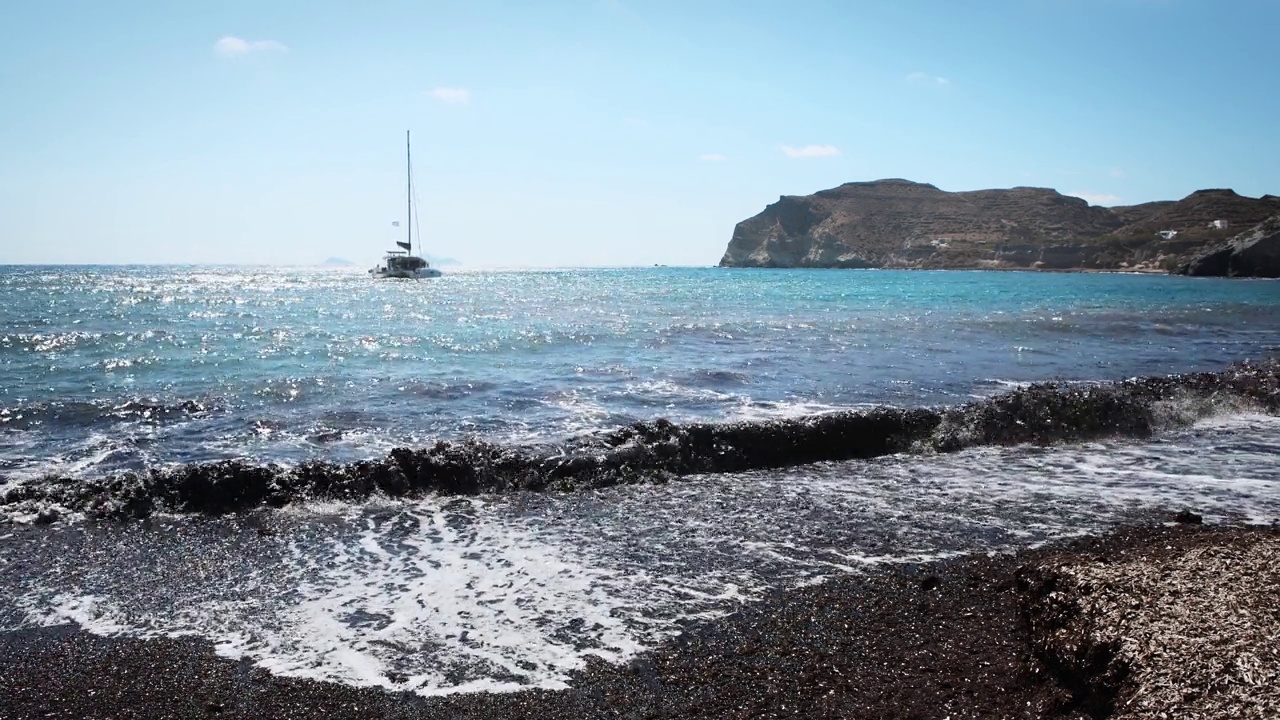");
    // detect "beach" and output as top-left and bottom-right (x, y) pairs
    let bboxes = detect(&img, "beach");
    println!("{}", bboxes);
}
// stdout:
(3, 521), (1276, 719)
